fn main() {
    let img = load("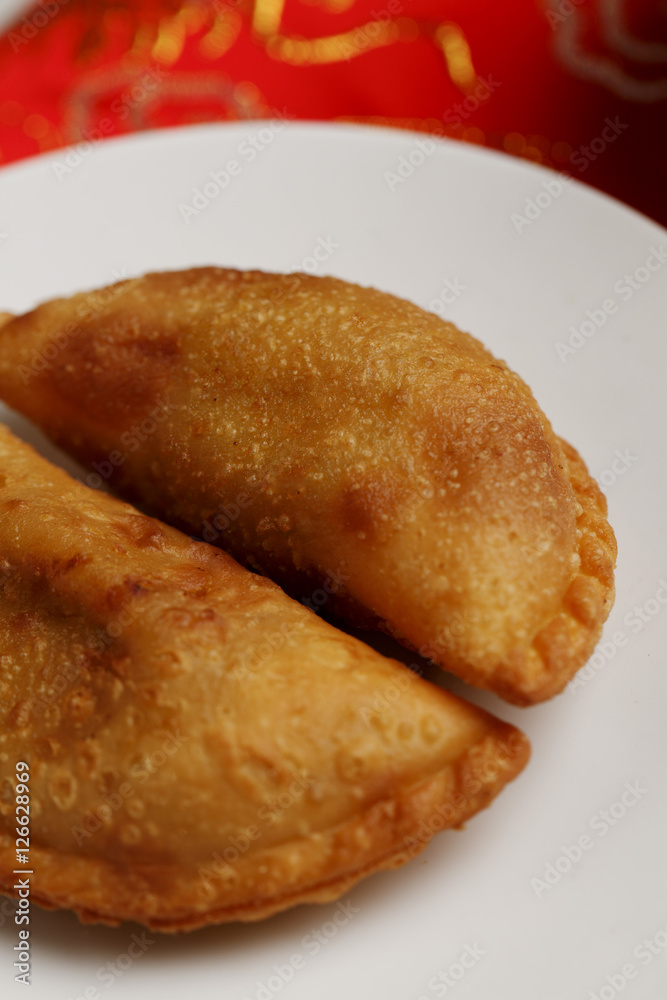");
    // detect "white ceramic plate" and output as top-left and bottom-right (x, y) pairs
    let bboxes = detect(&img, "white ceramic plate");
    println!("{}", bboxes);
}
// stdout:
(1, 123), (665, 1000)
